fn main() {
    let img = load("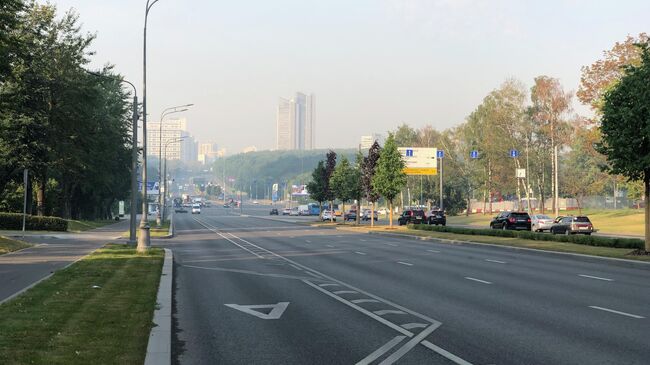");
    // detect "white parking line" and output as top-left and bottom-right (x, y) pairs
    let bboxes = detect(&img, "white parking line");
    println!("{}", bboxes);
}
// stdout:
(464, 277), (492, 285)
(485, 259), (506, 264)
(355, 251), (367, 255)
(397, 261), (413, 266)
(588, 306), (644, 319)
(579, 274), (613, 282)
